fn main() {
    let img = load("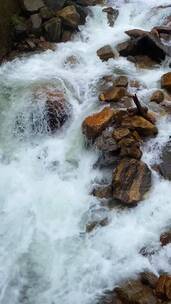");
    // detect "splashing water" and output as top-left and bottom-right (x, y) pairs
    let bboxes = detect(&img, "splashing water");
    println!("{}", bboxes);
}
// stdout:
(1, 1), (171, 304)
